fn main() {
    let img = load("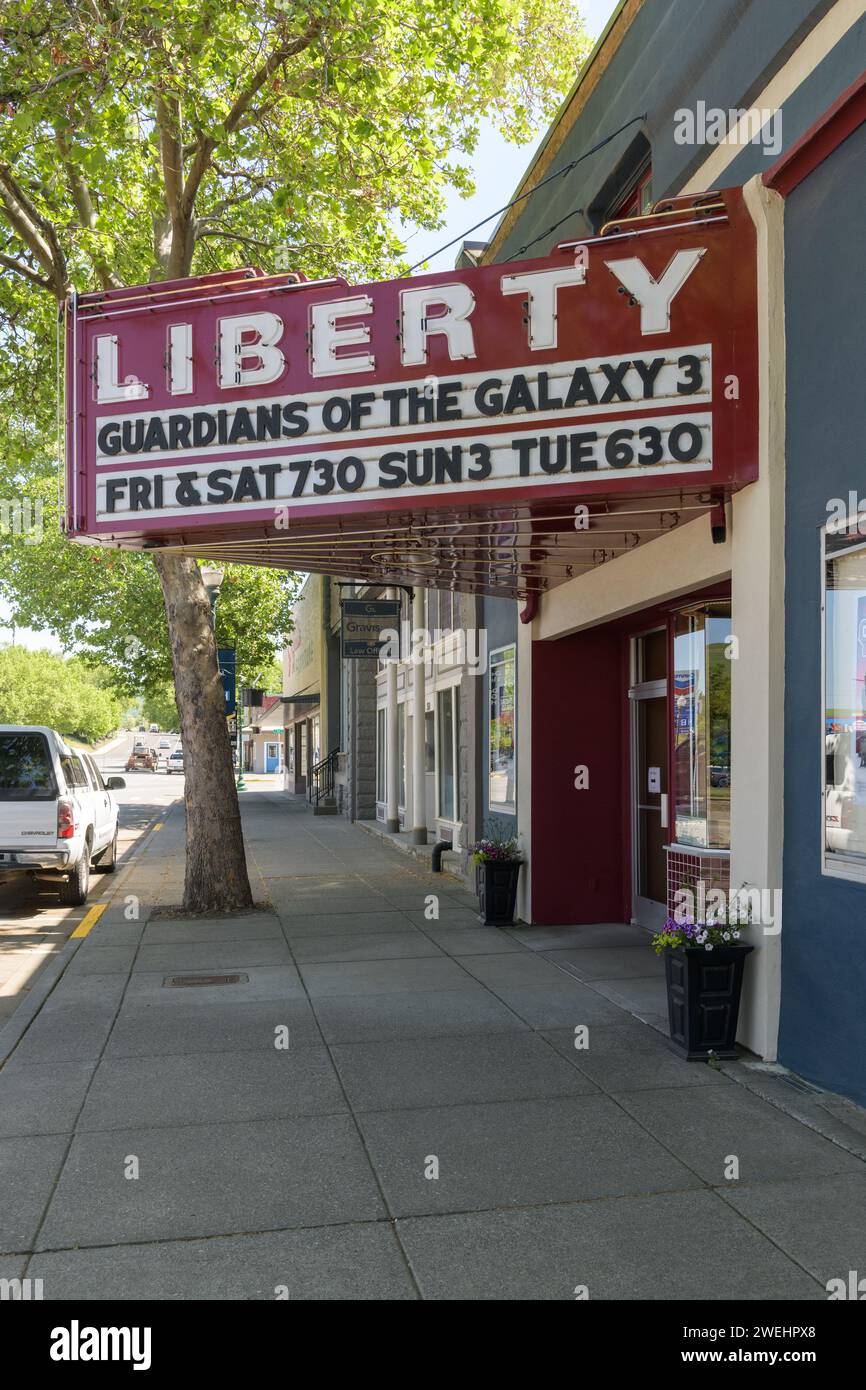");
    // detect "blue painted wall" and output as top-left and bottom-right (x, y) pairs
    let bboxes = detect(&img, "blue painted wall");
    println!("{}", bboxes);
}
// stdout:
(780, 119), (866, 1106)
(497, 0), (863, 260)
